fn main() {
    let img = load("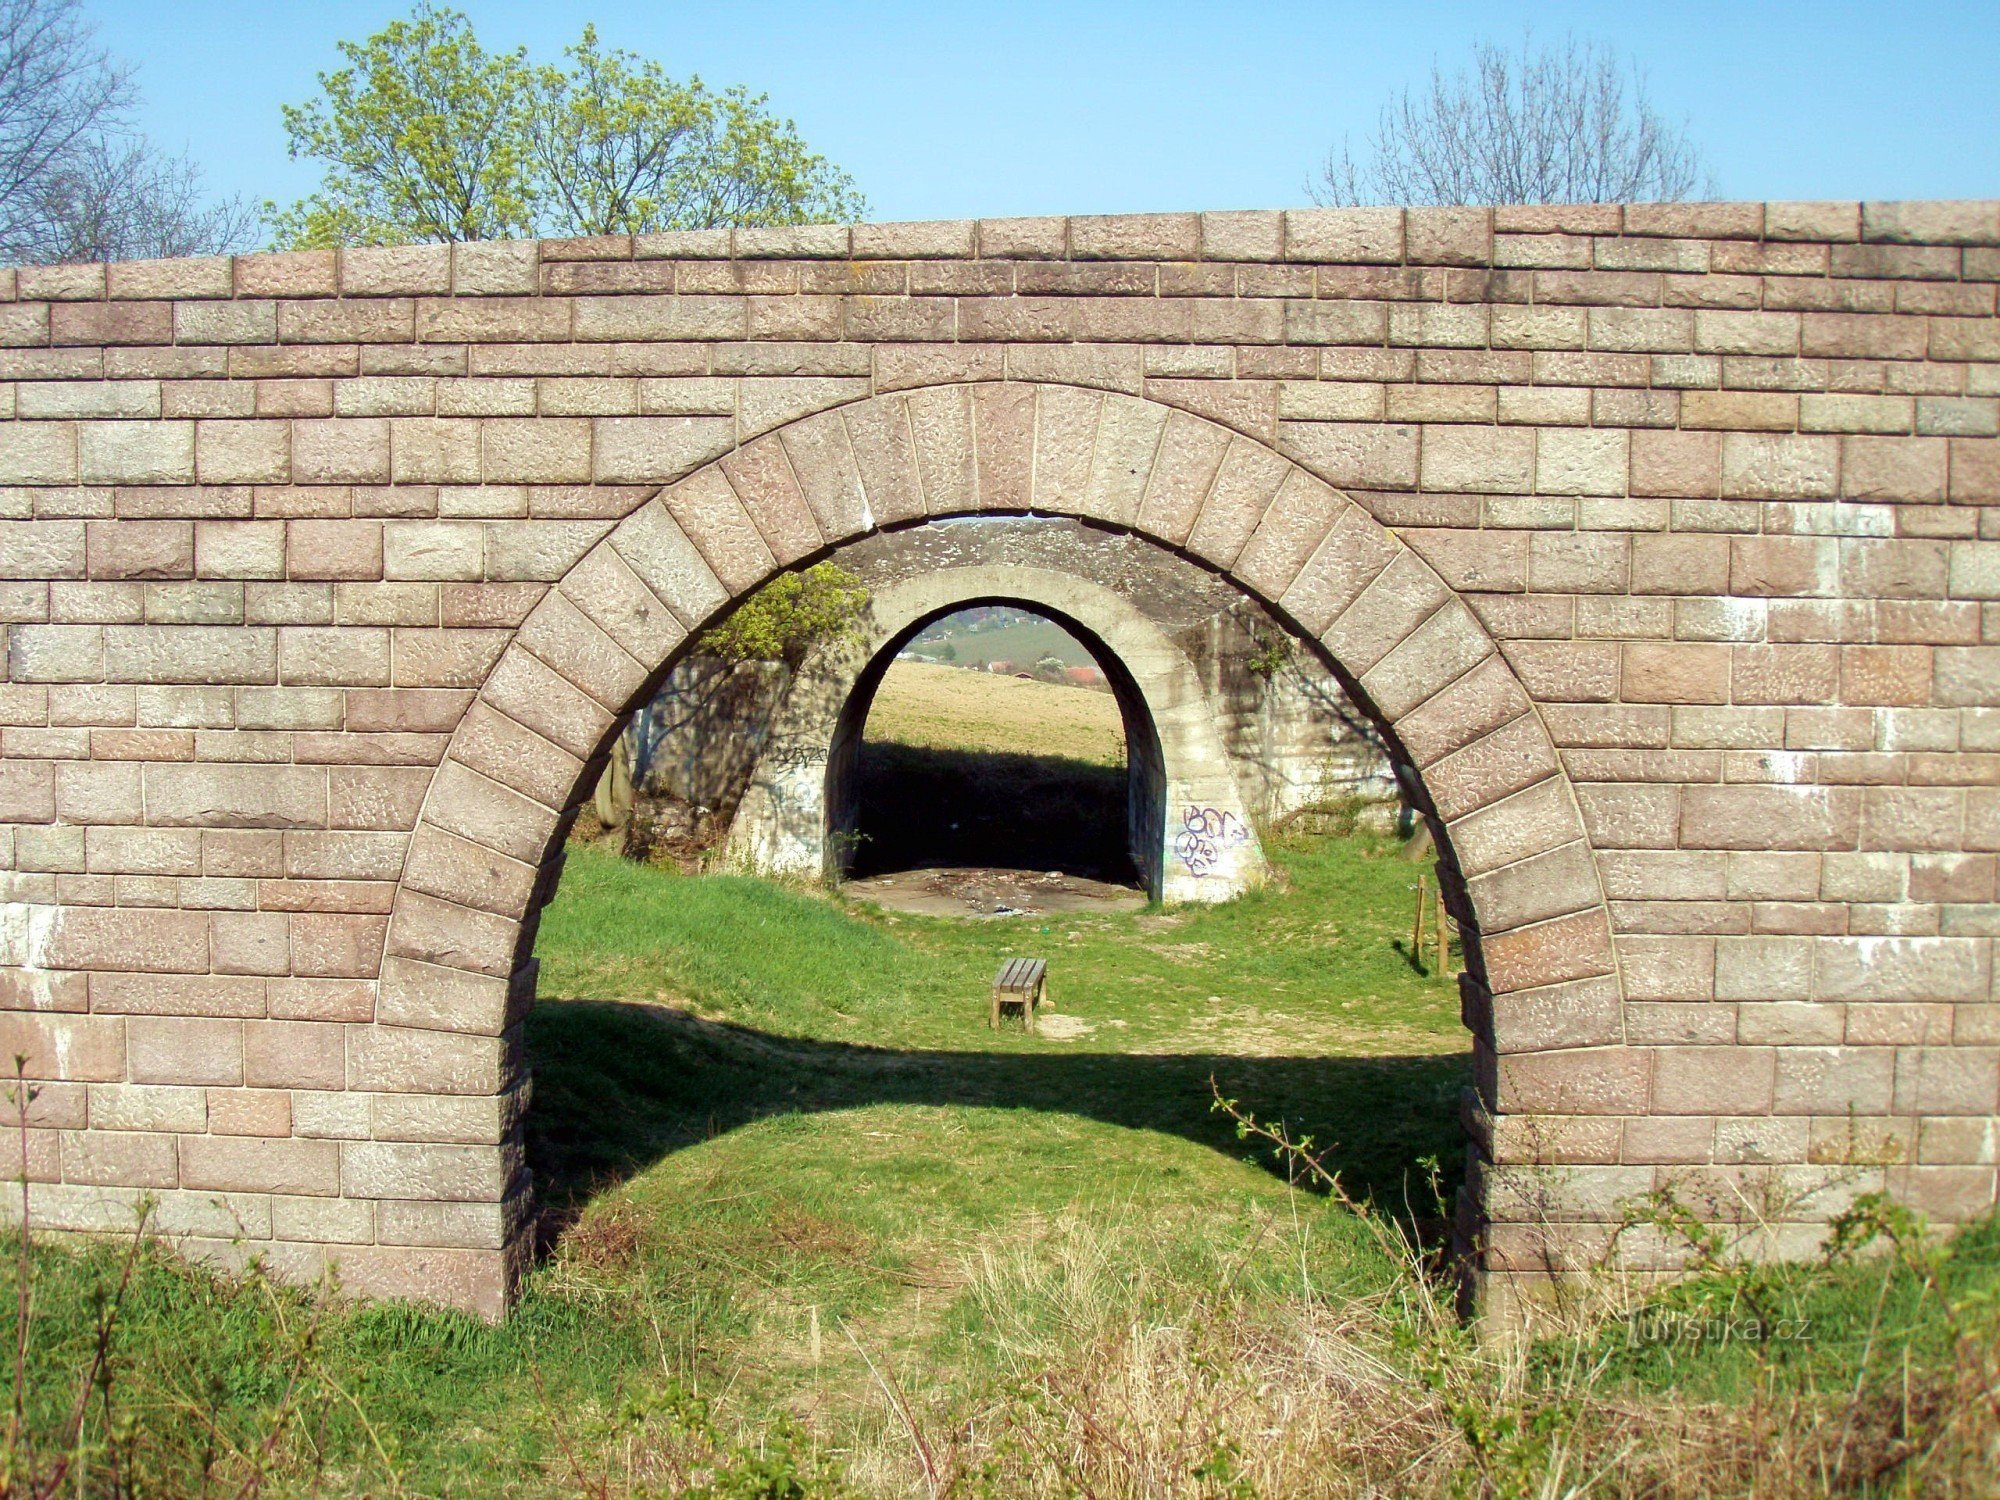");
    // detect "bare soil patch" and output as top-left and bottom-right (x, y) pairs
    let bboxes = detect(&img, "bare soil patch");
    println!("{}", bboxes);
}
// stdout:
(842, 864), (1146, 918)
